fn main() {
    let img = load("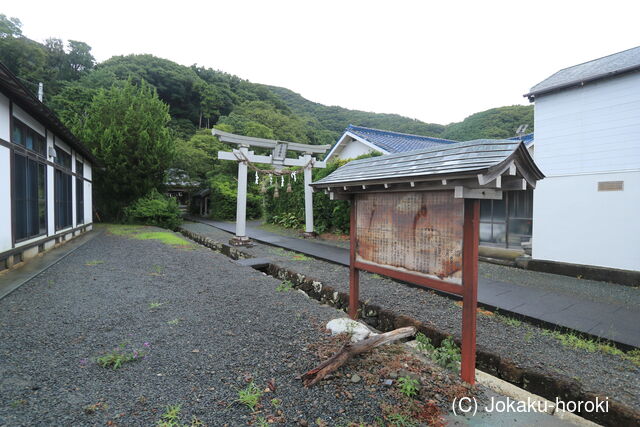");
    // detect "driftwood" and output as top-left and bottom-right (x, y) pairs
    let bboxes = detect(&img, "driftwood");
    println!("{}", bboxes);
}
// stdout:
(301, 326), (416, 387)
